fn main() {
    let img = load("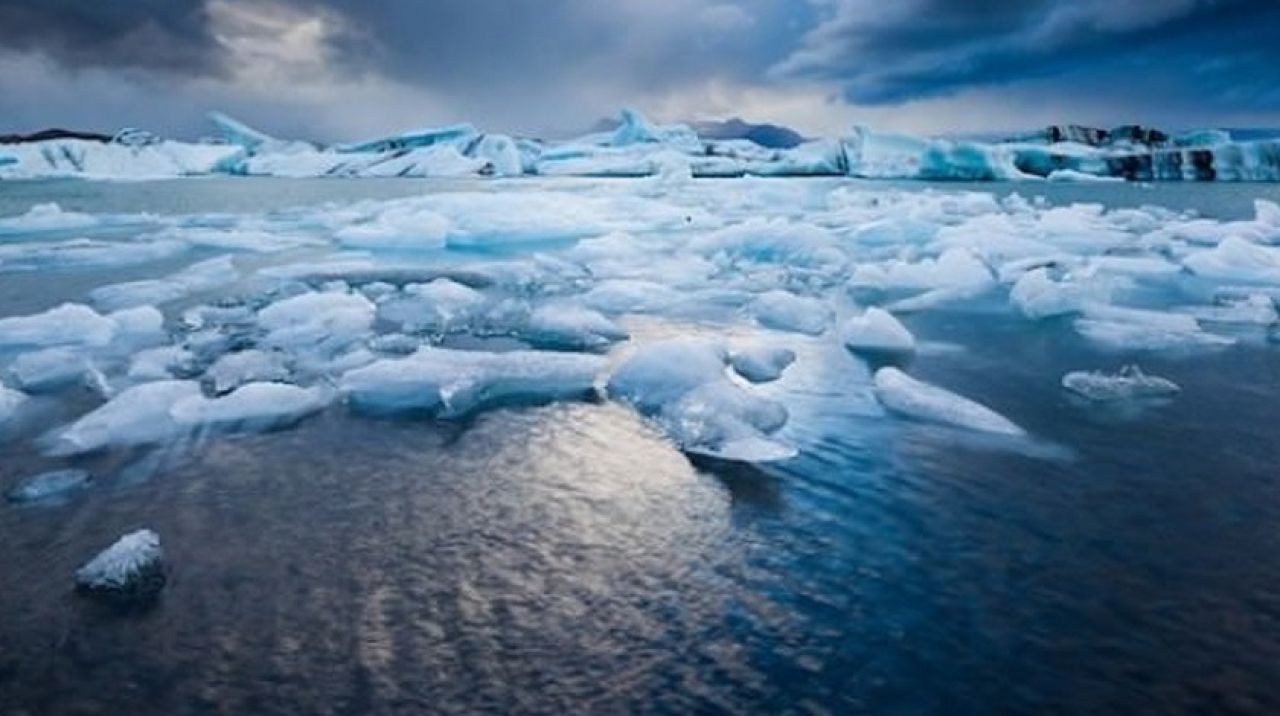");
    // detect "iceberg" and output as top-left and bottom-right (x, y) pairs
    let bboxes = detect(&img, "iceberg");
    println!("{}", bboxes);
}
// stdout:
(75, 529), (165, 600)
(7, 347), (89, 392)
(607, 339), (795, 462)
(1062, 365), (1180, 401)
(873, 367), (1024, 436)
